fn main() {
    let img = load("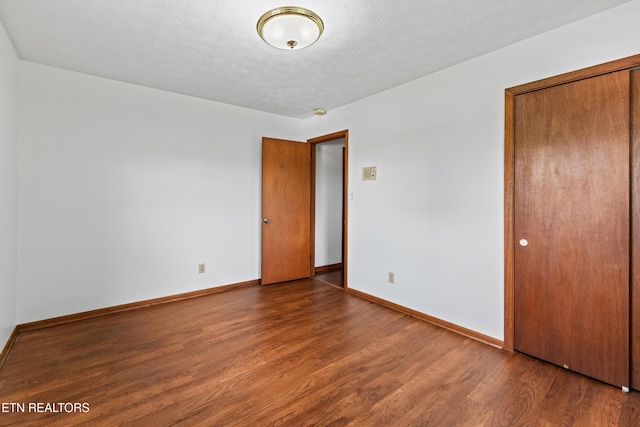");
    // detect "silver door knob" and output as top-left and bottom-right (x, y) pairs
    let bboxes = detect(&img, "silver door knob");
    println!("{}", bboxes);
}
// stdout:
(519, 239), (528, 247)
(263, 218), (271, 224)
